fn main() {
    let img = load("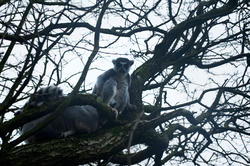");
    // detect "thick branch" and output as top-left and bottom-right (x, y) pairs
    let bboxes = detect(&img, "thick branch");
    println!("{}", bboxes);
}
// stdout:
(1, 124), (131, 166)
(0, 94), (117, 148)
